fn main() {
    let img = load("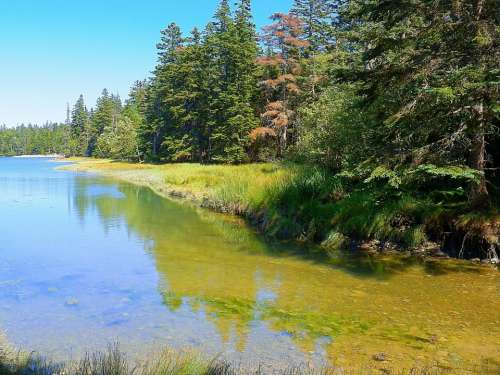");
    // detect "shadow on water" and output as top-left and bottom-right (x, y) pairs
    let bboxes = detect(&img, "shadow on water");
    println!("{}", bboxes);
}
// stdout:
(328, 250), (487, 279)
